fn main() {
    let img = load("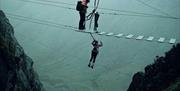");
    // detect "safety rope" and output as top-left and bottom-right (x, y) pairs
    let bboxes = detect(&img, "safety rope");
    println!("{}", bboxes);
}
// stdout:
(94, 0), (96, 8)
(90, 33), (95, 40)
(86, 0), (100, 21)
(88, 0), (100, 40)
(88, 0), (100, 30)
